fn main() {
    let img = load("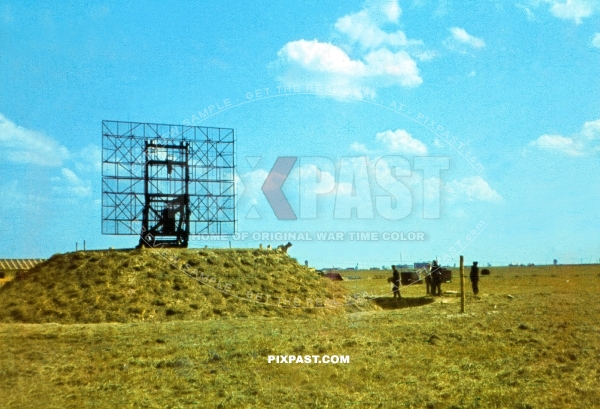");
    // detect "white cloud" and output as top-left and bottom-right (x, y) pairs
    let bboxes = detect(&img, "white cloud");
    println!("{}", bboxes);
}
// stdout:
(592, 33), (600, 47)
(445, 176), (504, 203)
(350, 142), (372, 154)
(274, 40), (372, 99)
(580, 119), (600, 139)
(274, 39), (422, 98)
(544, 0), (597, 24)
(379, 0), (402, 21)
(517, 3), (537, 20)
(413, 50), (437, 61)
(530, 118), (600, 155)
(61, 168), (81, 185)
(334, 8), (422, 49)
(0, 113), (70, 167)
(528, 0), (600, 24)
(381, 170), (503, 209)
(52, 168), (92, 197)
(376, 129), (428, 156)
(363, 48), (422, 87)
(444, 27), (486, 53)
(530, 135), (584, 156)
(272, 0), (424, 99)
(297, 164), (336, 195)
(74, 144), (102, 173)
(278, 40), (366, 76)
